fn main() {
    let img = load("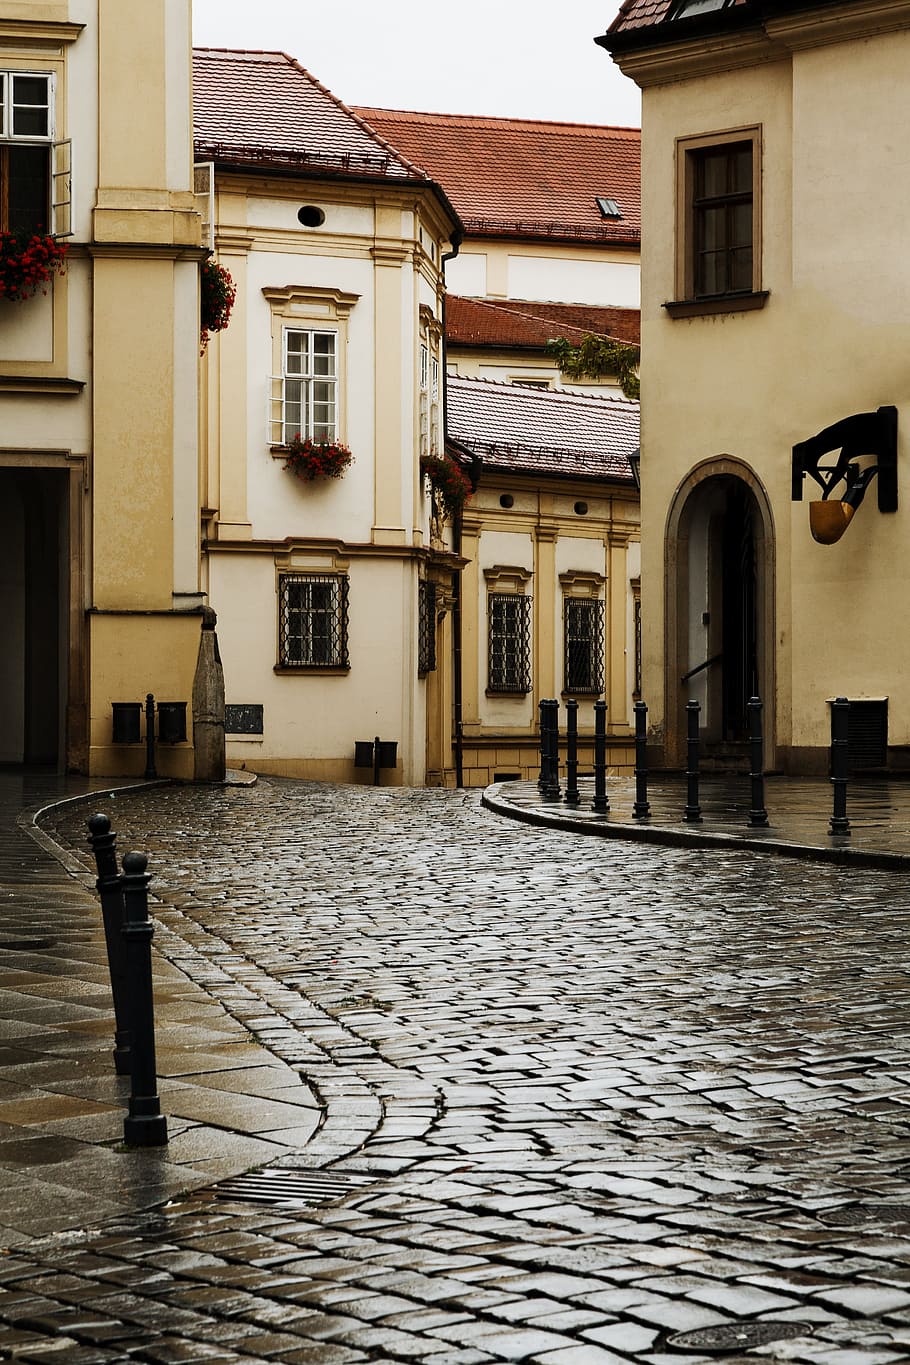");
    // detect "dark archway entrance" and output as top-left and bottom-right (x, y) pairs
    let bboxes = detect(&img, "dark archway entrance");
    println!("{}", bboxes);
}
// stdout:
(667, 464), (774, 768)
(0, 468), (69, 768)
